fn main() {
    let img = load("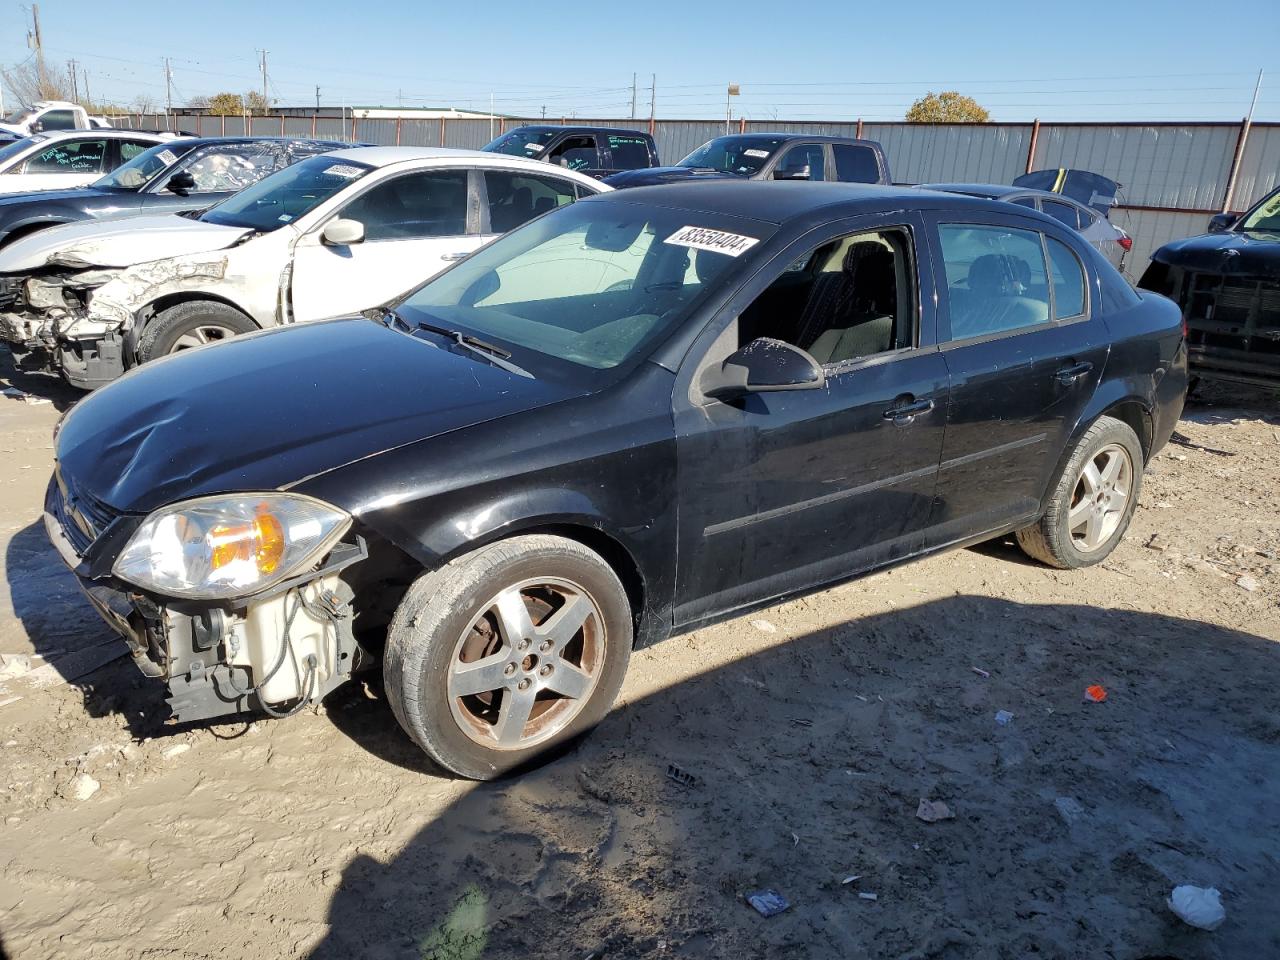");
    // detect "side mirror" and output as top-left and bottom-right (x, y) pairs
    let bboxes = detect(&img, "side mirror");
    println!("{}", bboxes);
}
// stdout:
(29, 120), (43, 134)
(165, 171), (196, 195)
(1207, 212), (1238, 234)
(773, 164), (810, 181)
(700, 337), (825, 401)
(322, 218), (365, 246)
